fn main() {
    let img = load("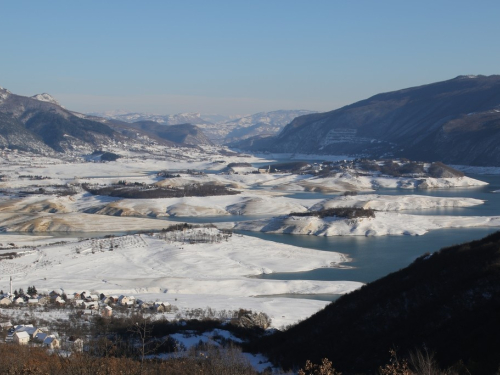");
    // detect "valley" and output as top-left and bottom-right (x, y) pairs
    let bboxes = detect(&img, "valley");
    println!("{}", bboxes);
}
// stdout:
(1, 140), (500, 331)
(1, 79), (500, 373)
